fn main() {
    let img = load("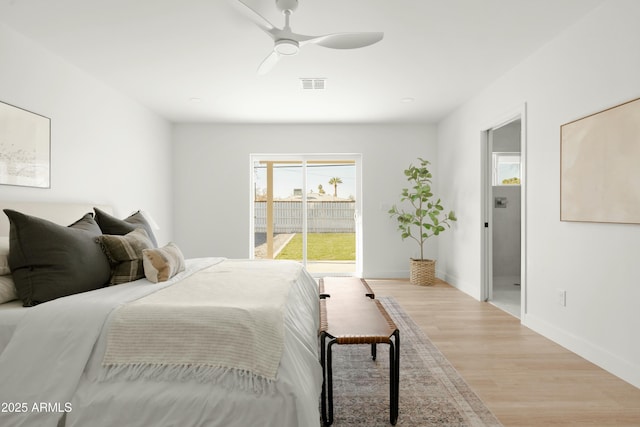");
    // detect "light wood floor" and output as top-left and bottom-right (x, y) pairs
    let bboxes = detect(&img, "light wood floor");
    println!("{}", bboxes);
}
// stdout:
(367, 278), (640, 427)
